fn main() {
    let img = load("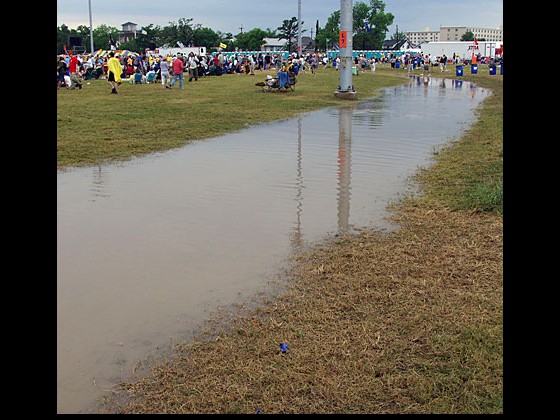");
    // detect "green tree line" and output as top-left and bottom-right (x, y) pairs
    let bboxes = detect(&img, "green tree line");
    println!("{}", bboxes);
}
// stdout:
(57, 0), (395, 54)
